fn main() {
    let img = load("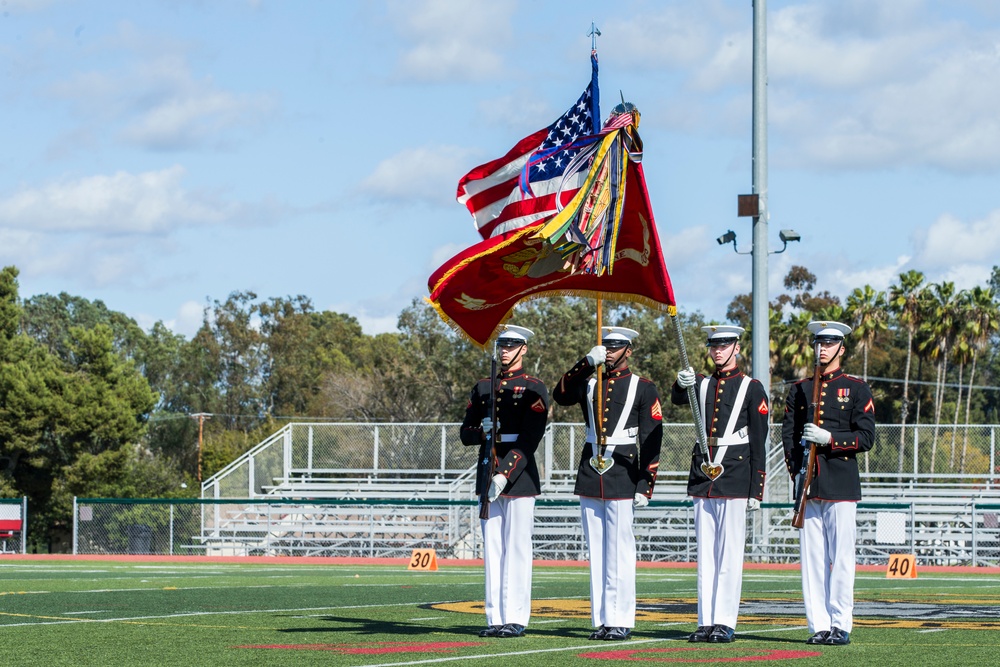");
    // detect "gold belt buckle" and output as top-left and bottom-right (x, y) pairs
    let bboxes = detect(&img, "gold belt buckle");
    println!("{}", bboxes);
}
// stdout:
(589, 454), (615, 475)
